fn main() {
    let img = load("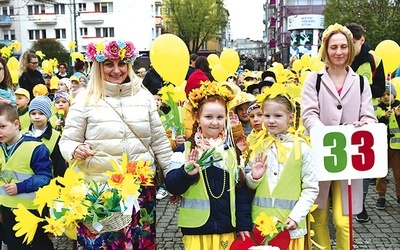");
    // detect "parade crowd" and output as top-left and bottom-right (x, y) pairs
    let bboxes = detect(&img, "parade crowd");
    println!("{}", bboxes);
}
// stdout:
(0, 22), (399, 250)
